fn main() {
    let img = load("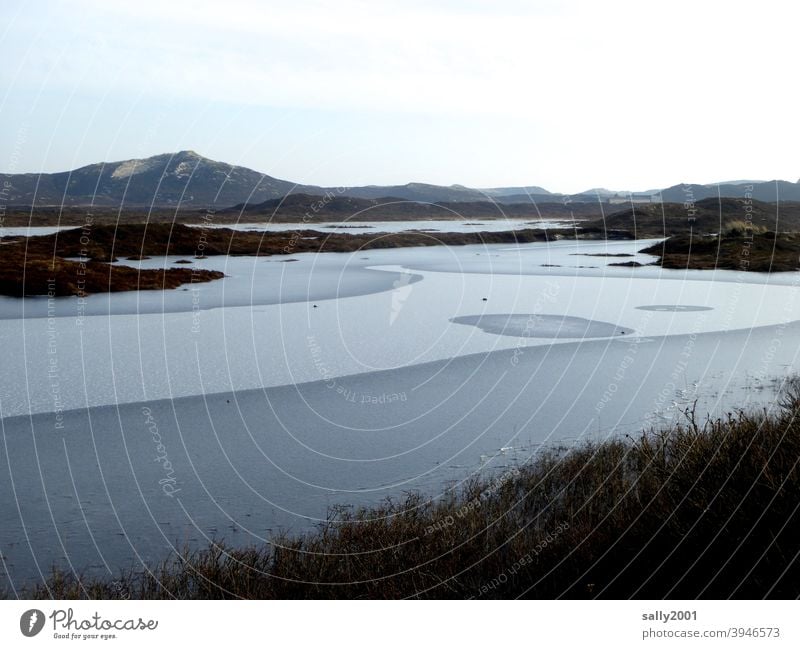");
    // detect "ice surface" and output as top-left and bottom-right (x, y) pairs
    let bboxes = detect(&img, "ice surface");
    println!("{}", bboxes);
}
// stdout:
(451, 313), (632, 338)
